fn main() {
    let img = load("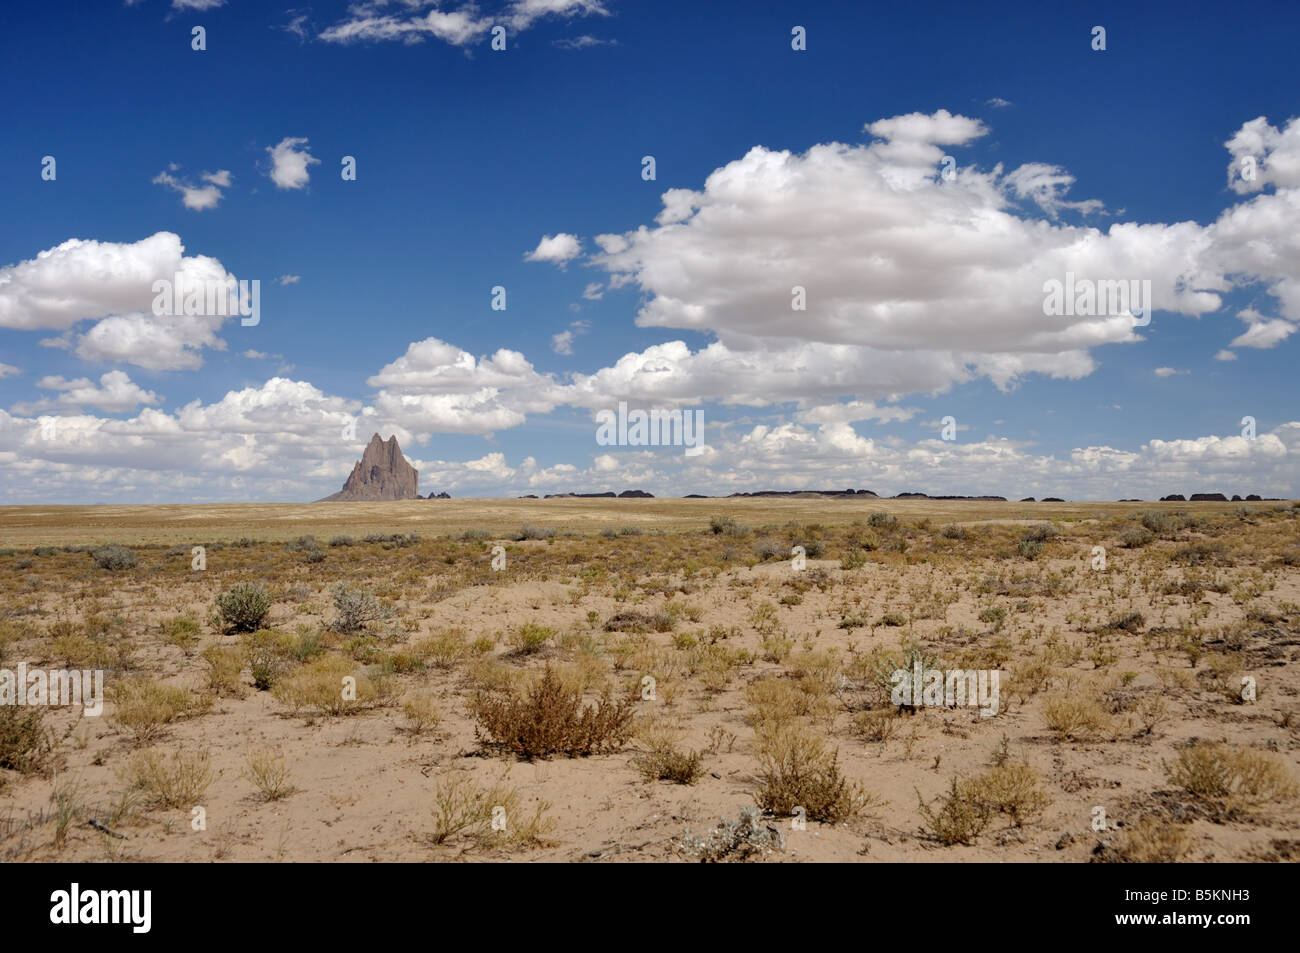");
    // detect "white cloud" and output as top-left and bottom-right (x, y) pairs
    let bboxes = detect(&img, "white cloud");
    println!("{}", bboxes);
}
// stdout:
(278, 274), (301, 285)
(1153, 366), (1187, 377)
(172, 0), (226, 10)
(1225, 116), (1300, 194)
(524, 233), (582, 266)
(12, 371), (162, 414)
(1215, 349), (1238, 361)
(554, 34), (616, 49)
(551, 319), (590, 355)
(367, 337), (565, 437)
(0, 232), (240, 370)
(0, 363), (19, 379)
(319, 0), (608, 46)
(986, 97), (1012, 108)
(266, 137), (320, 190)
(153, 168), (231, 211)
(581, 282), (604, 300)
(1228, 307), (1297, 349)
